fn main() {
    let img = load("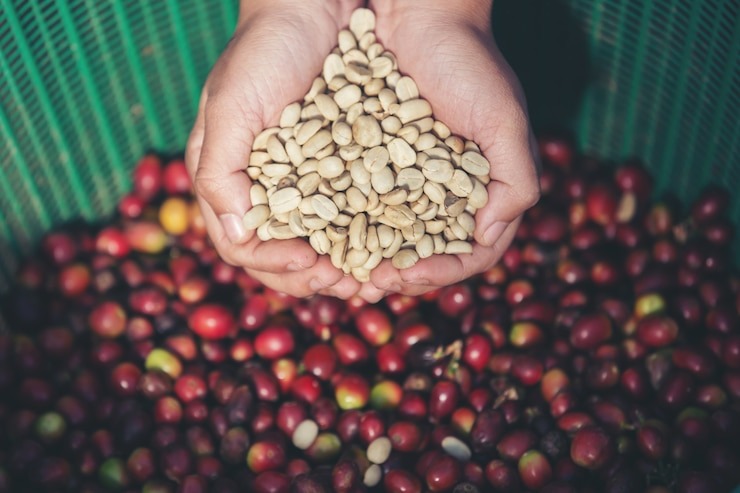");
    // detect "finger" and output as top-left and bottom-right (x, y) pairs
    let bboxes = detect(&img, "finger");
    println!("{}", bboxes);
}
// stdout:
(318, 275), (362, 300)
(194, 97), (258, 245)
(371, 220), (521, 292)
(356, 282), (388, 304)
(245, 257), (345, 298)
(474, 124), (540, 248)
(185, 88), (208, 179)
(369, 259), (448, 297)
(196, 193), (317, 272)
